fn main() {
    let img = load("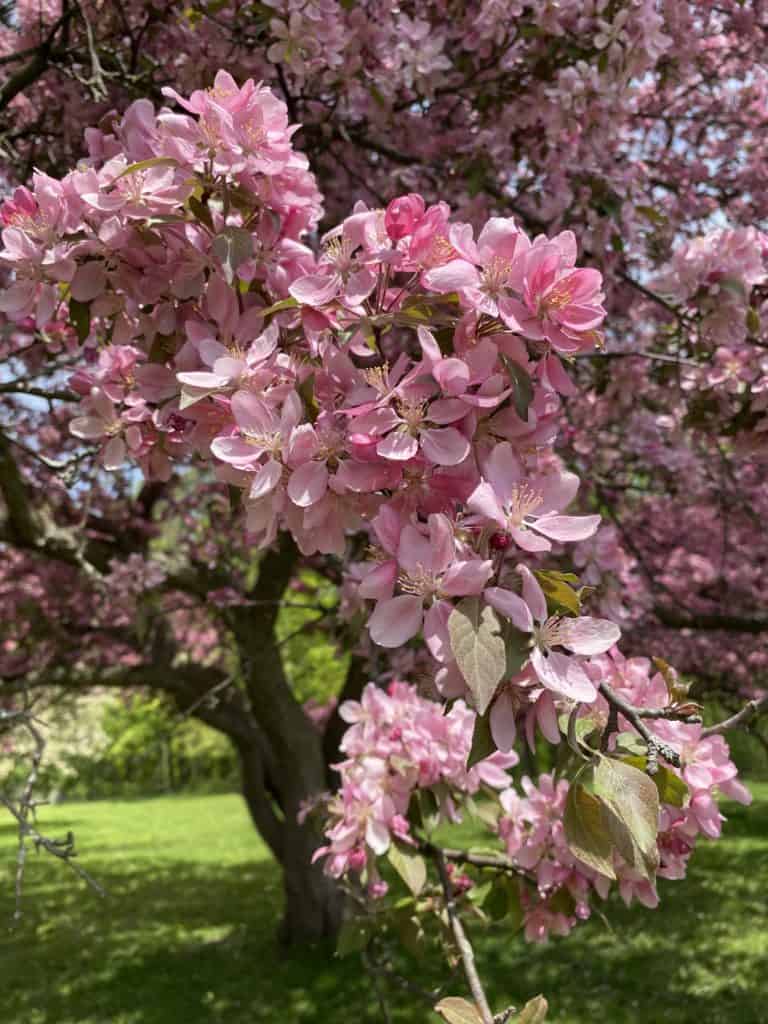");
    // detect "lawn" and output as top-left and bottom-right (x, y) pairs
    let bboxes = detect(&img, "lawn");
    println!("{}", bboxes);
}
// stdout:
(1, 786), (766, 1024)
